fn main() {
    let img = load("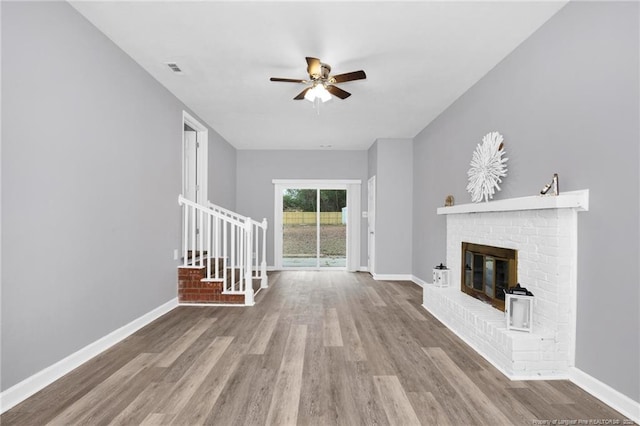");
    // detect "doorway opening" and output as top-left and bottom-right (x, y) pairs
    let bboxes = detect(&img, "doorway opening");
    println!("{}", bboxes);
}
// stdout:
(367, 176), (376, 275)
(182, 111), (208, 253)
(274, 180), (361, 271)
(182, 111), (208, 203)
